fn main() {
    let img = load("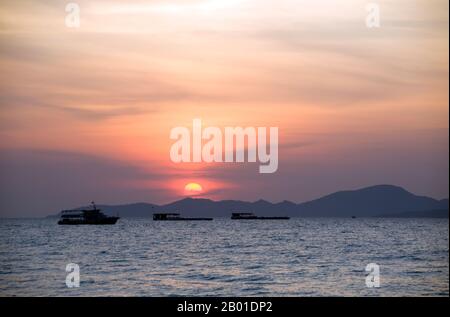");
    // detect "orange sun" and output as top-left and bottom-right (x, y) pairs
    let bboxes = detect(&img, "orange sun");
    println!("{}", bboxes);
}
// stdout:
(184, 182), (203, 194)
